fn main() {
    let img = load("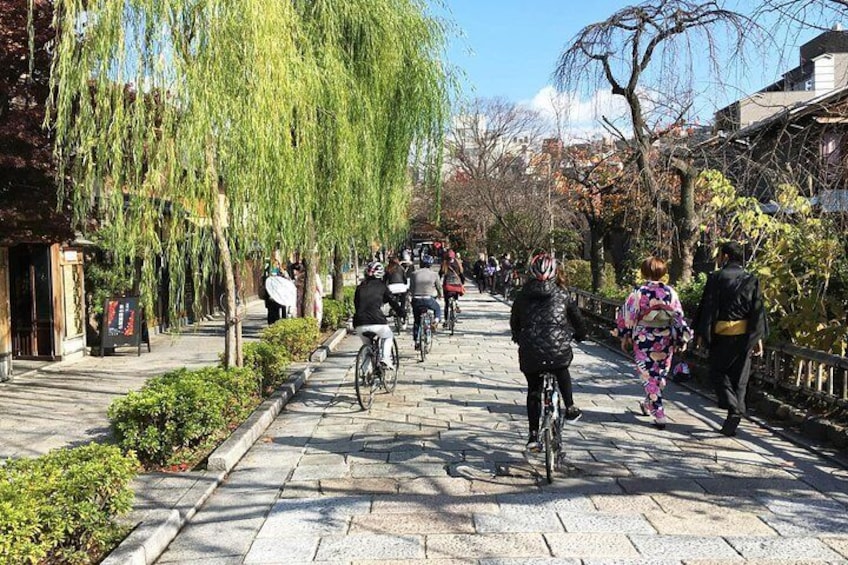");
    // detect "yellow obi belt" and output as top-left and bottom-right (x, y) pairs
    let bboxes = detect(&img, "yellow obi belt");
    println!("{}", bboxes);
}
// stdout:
(714, 320), (748, 336)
